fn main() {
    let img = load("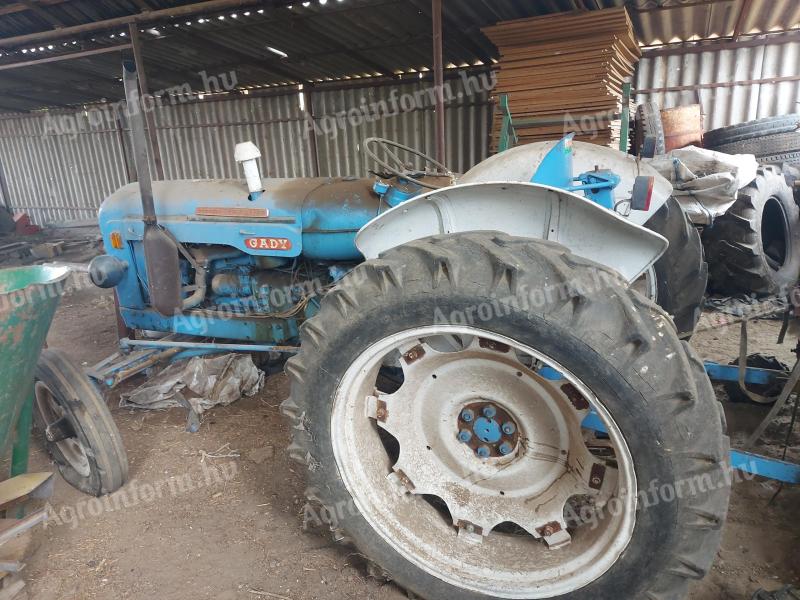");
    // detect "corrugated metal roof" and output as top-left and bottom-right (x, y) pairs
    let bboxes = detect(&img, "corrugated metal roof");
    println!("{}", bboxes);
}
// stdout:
(0, 0), (798, 113)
